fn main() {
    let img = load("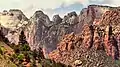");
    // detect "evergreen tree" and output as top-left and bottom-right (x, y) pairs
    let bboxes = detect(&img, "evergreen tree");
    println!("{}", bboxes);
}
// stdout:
(18, 31), (28, 45)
